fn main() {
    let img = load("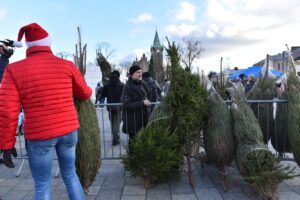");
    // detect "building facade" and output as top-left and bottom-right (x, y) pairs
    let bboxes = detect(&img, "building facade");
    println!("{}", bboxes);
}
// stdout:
(254, 46), (300, 73)
(133, 53), (149, 72)
(131, 30), (164, 84)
